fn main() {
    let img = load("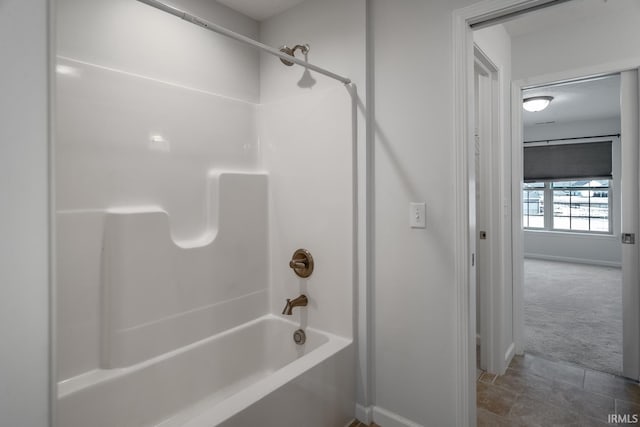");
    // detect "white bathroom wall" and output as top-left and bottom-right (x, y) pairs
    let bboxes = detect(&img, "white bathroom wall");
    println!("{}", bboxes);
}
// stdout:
(368, 2), (640, 424)
(258, 89), (353, 337)
(370, 1), (480, 424)
(258, 0), (366, 412)
(0, 1), (50, 426)
(523, 118), (622, 267)
(55, 0), (265, 381)
(259, 0), (365, 343)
